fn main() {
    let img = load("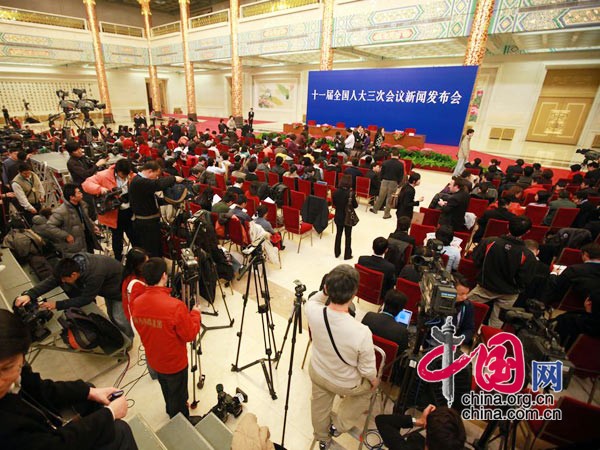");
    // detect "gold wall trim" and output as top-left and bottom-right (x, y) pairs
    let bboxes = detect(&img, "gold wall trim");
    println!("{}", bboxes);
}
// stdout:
(0, 6), (86, 30)
(190, 10), (229, 28)
(151, 21), (181, 37)
(100, 22), (144, 38)
(241, 0), (319, 19)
